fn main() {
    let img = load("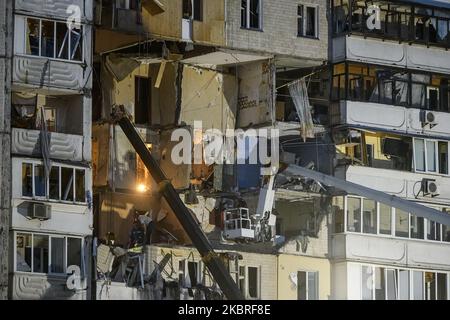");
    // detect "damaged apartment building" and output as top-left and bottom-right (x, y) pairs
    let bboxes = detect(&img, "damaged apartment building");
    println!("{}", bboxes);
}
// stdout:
(0, 0), (94, 299)
(91, 0), (332, 300)
(91, 0), (450, 301)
